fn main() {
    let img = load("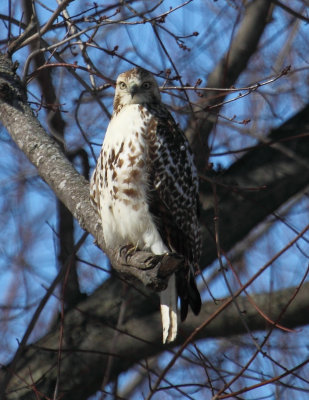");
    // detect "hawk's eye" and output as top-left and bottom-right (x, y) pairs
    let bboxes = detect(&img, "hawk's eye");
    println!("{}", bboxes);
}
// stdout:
(142, 82), (151, 89)
(119, 82), (127, 90)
